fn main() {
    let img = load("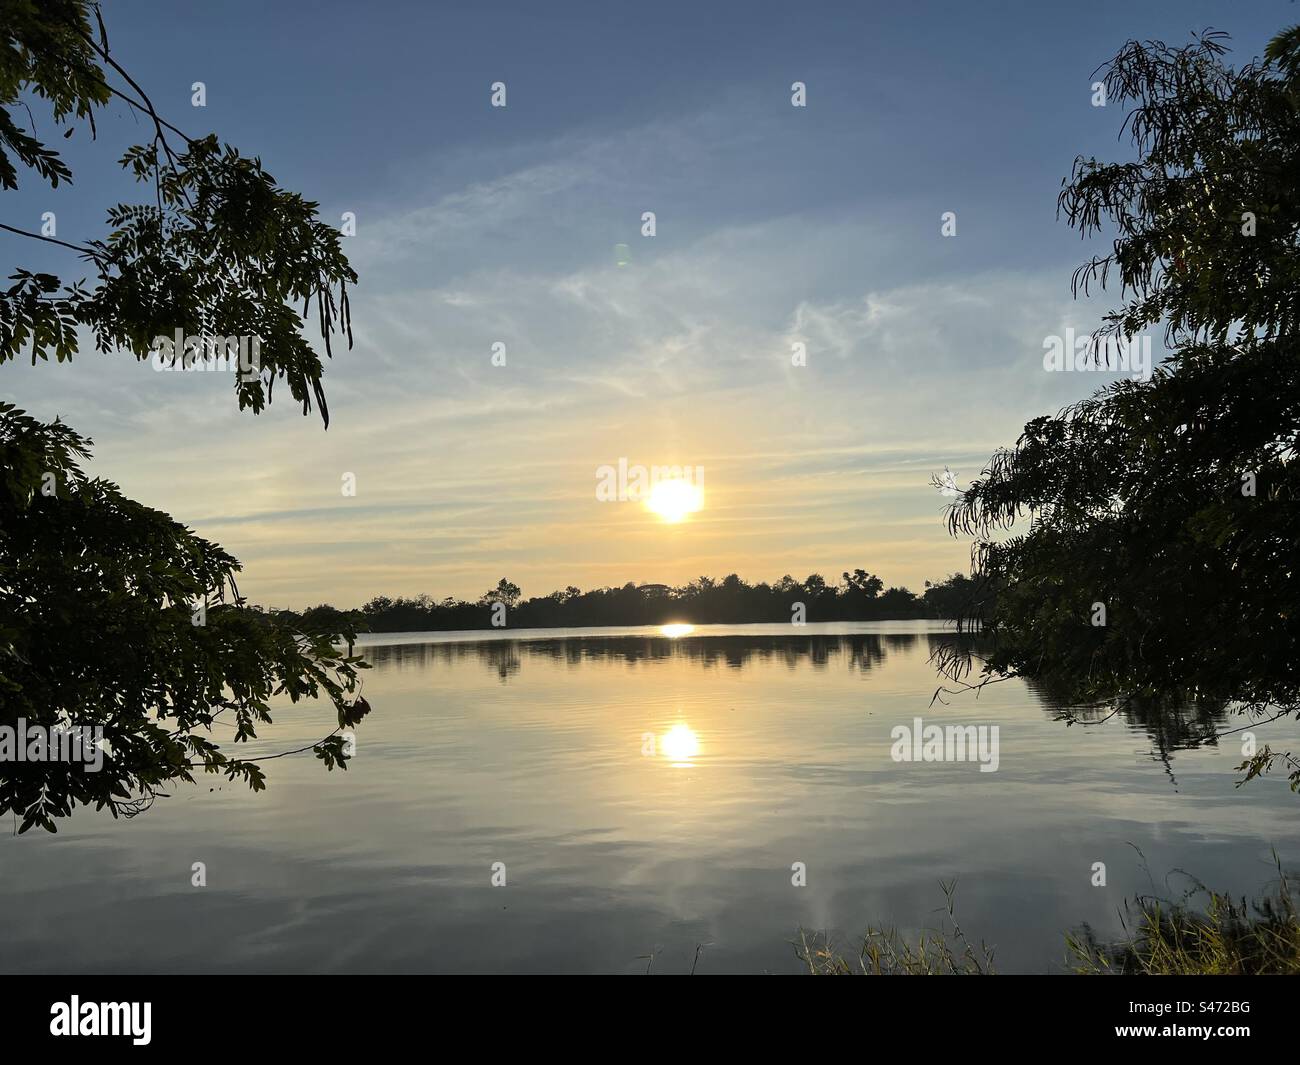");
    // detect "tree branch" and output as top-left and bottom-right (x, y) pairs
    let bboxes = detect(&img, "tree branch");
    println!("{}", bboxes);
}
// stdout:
(0, 221), (98, 258)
